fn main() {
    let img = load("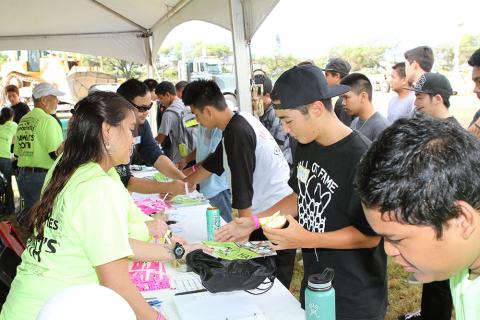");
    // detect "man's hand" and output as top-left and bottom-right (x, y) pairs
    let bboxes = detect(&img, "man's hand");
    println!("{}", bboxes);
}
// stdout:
(215, 217), (256, 242)
(263, 215), (311, 250)
(176, 159), (187, 170)
(182, 166), (194, 176)
(145, 219), (169, 239)
(165, 180), (195, 195)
